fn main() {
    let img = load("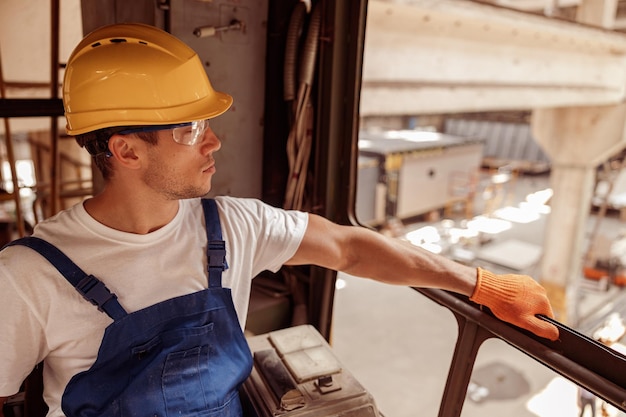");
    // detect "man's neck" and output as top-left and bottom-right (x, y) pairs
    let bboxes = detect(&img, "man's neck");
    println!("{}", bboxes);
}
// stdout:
(83, 191), (180, 234)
